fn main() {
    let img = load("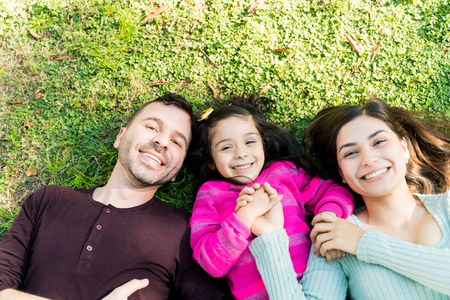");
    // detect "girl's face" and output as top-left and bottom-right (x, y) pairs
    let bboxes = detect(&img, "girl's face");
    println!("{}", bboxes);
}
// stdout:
(209, 115), (265, 184)
(336, 115), (409, 199)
